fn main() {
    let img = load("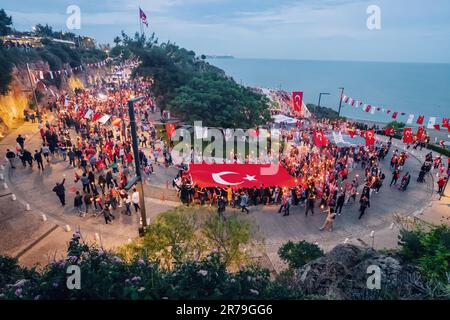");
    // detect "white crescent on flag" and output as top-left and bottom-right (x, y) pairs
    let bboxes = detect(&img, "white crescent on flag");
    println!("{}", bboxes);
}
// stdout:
(212, 172), (244, 186)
